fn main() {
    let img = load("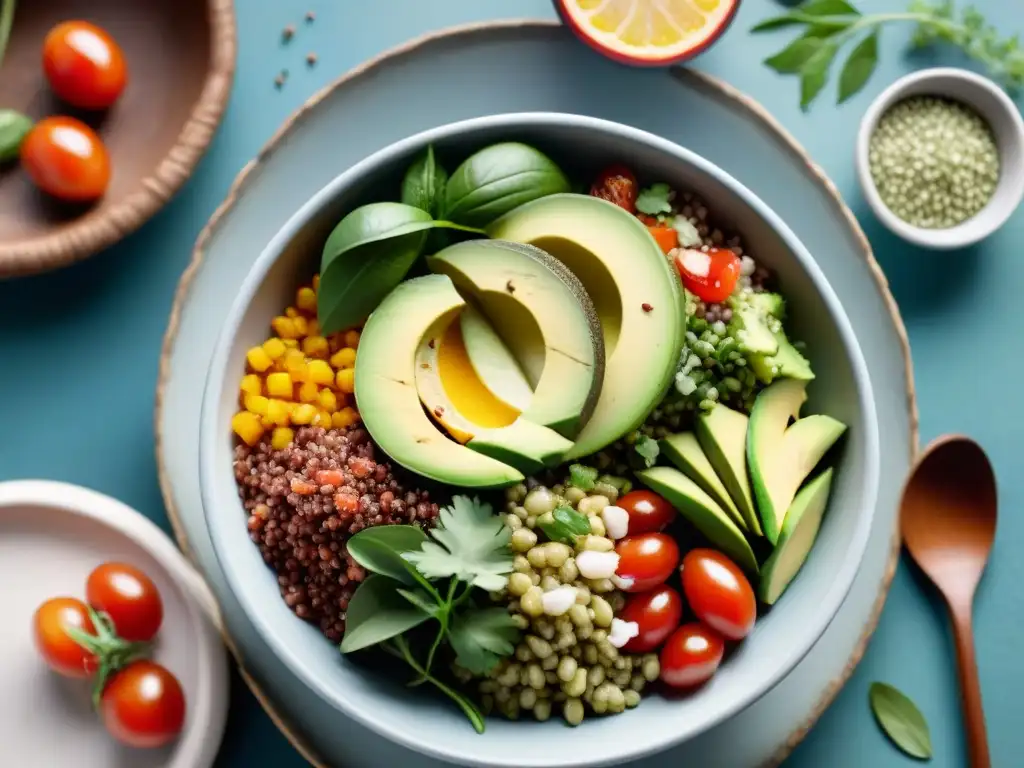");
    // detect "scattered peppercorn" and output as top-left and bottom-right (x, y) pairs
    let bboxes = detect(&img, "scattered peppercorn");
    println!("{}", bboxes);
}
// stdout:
(282, 24), (296, 42)
(306, 52), (318, 67)
(305, 11), (316, 22)
(641, 303), (653, 312)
